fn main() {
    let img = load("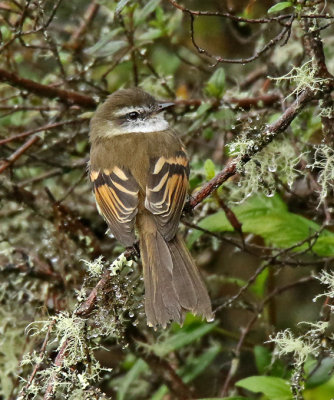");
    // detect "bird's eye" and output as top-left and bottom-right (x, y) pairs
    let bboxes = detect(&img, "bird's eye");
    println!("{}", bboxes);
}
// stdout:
(127, 111), (139, 120)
